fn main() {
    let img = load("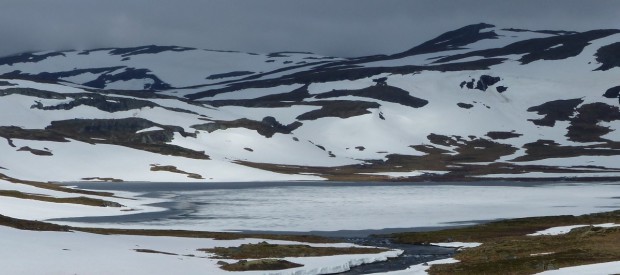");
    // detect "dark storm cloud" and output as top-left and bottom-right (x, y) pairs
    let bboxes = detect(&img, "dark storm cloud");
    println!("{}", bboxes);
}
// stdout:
(1, 0), (619, 57)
